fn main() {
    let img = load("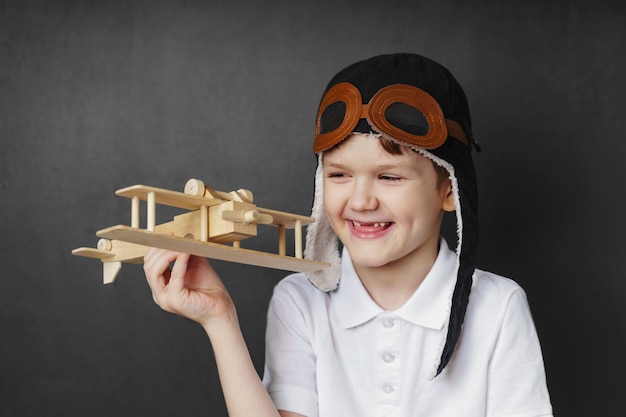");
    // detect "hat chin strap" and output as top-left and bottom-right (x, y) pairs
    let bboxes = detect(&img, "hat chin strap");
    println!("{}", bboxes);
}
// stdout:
(304, 153), (341, 292)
